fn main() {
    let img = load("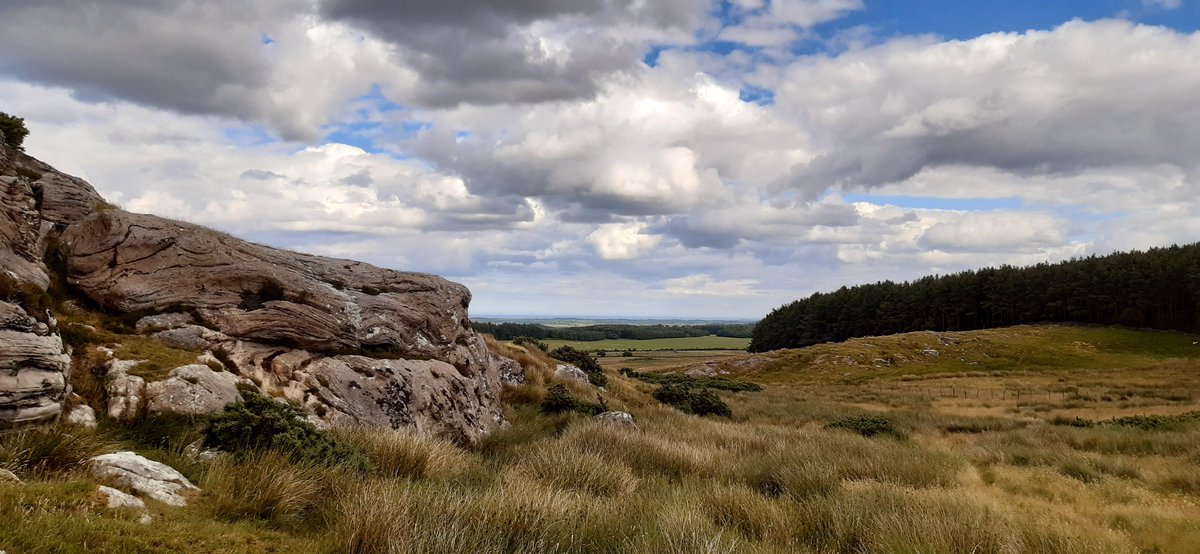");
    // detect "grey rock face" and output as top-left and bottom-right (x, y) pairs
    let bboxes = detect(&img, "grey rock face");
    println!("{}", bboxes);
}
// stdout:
(145, 364), (241, 417)
(89, 451), (199, 507)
